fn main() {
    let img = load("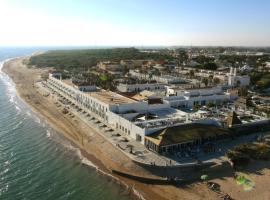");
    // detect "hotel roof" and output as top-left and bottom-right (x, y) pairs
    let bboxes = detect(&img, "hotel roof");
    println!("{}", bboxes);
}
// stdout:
(145, 124), (231, 146)
(88, 91), (136, 105)
(62, 79), (74, 87)
(62, 79), (95, 87)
